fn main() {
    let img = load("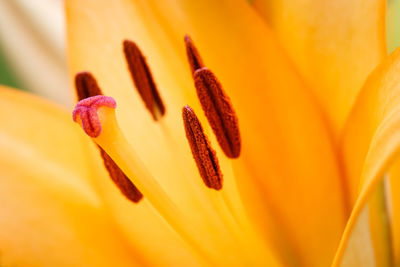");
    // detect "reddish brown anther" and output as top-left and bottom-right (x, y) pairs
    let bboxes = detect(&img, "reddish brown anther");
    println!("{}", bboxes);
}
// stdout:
(193, 68), (241, 158)
(123, 40), (165, 120)
(184, 35), (205, 76)
(75, 72), (103, 100)
(183, 106), (223, 190)
(99, 148), (143, 202)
